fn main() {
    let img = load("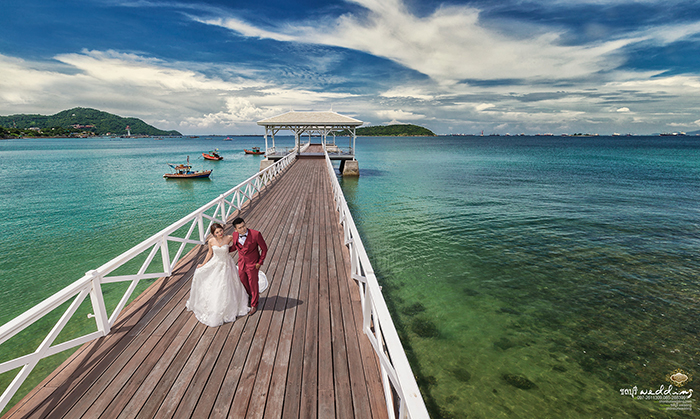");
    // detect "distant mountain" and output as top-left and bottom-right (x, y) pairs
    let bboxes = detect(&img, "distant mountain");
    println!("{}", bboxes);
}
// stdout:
(340, 124), (435, 136)
(0, 107), (181, 136)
